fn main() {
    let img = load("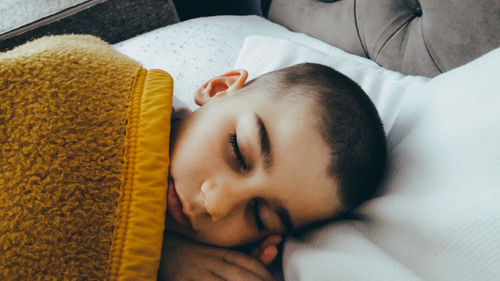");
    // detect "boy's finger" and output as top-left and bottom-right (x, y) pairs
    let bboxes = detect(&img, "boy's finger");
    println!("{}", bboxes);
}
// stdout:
(250, 235), (283, 258)
(258, 245), (278, 266)
(263, 234), (282, 246)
